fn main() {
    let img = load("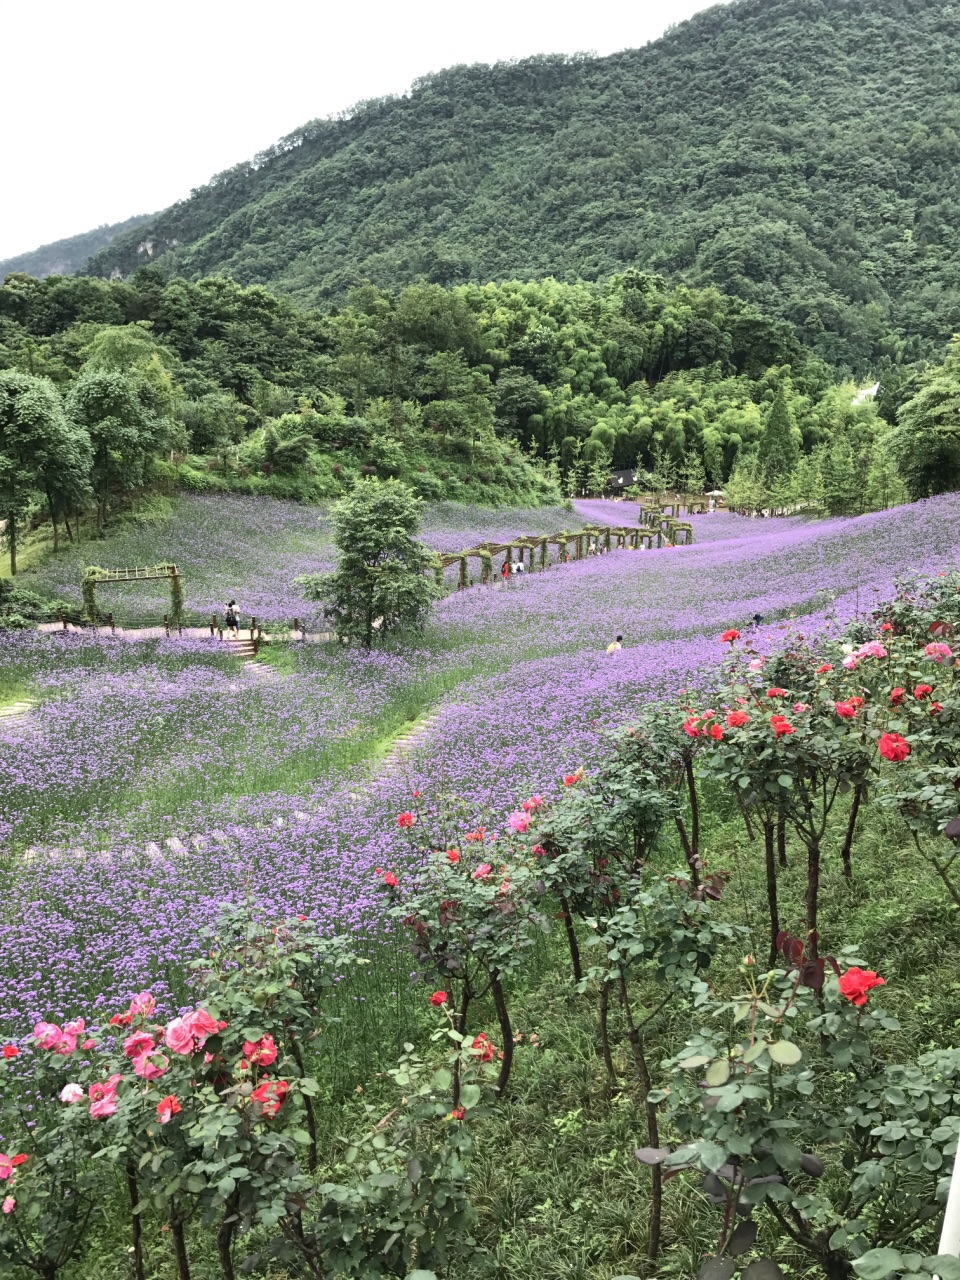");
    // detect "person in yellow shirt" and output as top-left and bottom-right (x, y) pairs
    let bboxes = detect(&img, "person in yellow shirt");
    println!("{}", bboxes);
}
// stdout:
(606, 634), (623, 654)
